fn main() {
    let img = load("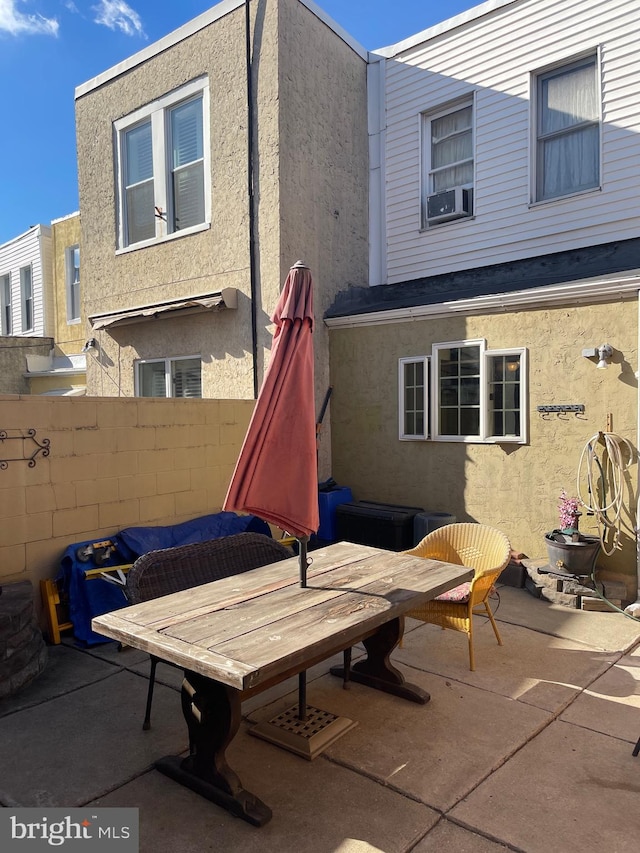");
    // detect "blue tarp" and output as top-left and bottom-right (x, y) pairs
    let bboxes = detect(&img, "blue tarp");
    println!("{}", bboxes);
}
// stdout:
(58, 512), (271, 646)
